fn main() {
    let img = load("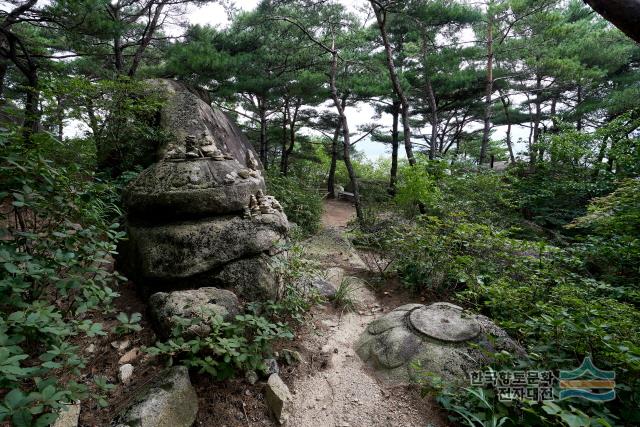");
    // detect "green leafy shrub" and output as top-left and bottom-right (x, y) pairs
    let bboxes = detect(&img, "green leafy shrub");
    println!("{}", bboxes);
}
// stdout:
(394, 161), (441, 216)
(358, 179), (640, 424)
(147, 242), (319, 379)
(112, 312), (143, 335)
(506, 163), (614, 230)
(146, 312), (293, 380)
(266, 173), (323, 235)
(0, 130), (126, 424)
(568, 178), (640, 292)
